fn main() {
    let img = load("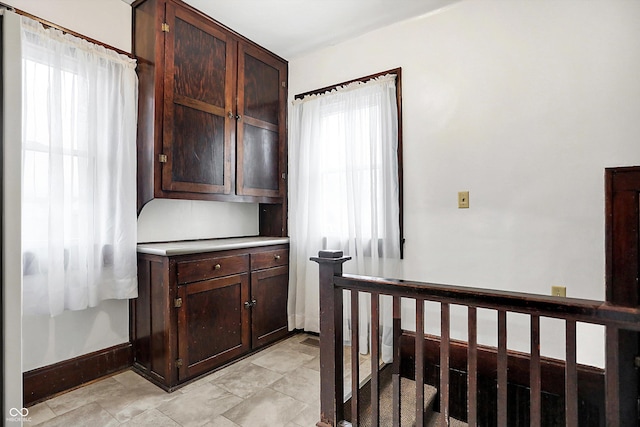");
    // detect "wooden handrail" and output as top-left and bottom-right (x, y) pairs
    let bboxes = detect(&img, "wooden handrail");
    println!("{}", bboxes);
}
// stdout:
(334, 274), (640, 331)
(312, 251), (639, 426)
